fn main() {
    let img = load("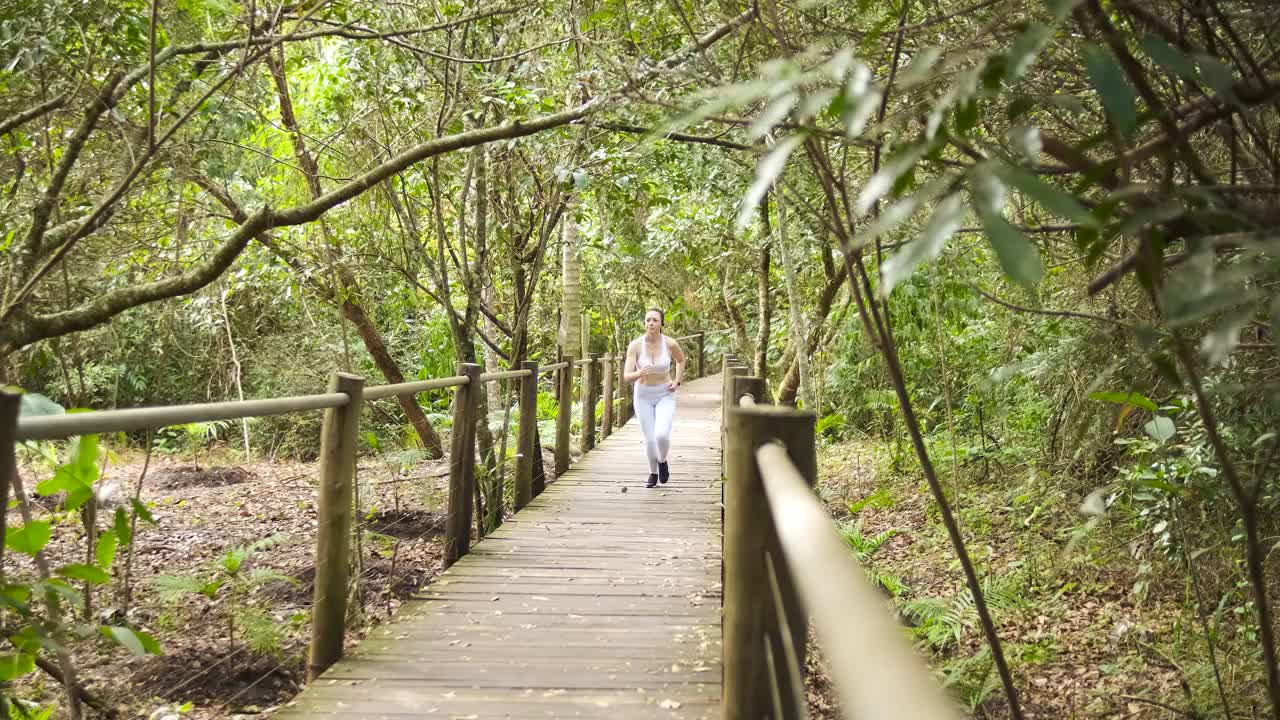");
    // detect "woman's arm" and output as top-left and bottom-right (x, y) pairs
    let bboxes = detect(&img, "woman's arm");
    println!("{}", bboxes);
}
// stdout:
(668, 339), (686, 390)
(622, 342), (645, 383)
